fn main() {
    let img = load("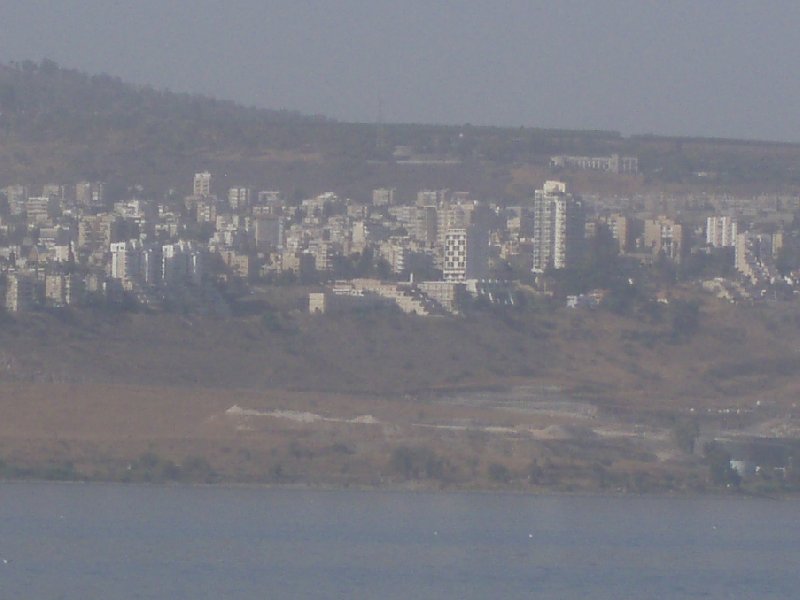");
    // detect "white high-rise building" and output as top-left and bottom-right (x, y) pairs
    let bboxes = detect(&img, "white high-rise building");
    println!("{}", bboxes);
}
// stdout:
(193, 171), (212, 197)
(110, 240), (143, 283)
(532, 181), (585, 273)
(443, 225), (489, 282)
(706, 216), (737, 247)
(163, 241), (204, 286)
(228, 187), (250, 211)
